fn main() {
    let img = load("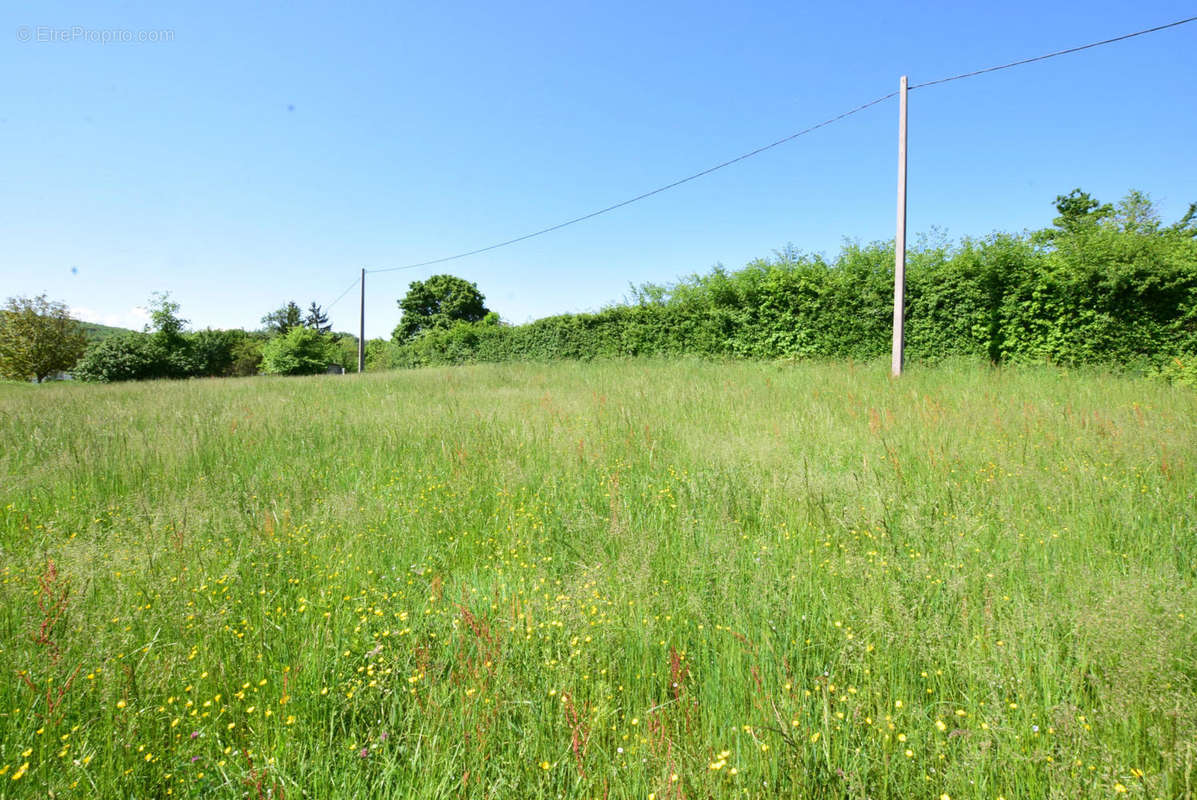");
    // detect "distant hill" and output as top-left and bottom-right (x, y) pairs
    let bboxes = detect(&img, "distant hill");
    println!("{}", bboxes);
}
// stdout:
(76, 321), (138, 343)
